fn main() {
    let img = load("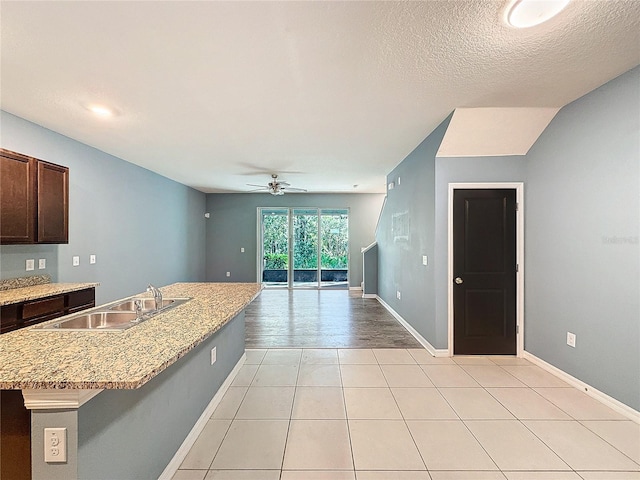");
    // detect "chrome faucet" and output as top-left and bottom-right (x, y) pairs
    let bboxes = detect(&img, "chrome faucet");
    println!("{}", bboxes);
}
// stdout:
(147, 284), (163, 312)
(133, 299), (144, 321)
